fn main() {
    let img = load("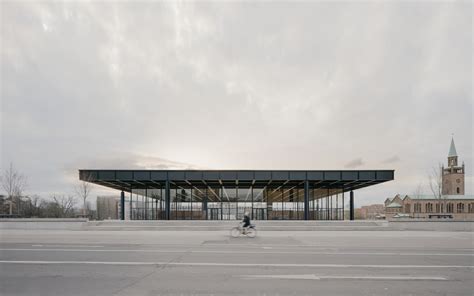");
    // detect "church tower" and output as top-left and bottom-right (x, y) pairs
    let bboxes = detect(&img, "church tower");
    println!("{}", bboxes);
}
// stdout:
(441, 137), (465, 195)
